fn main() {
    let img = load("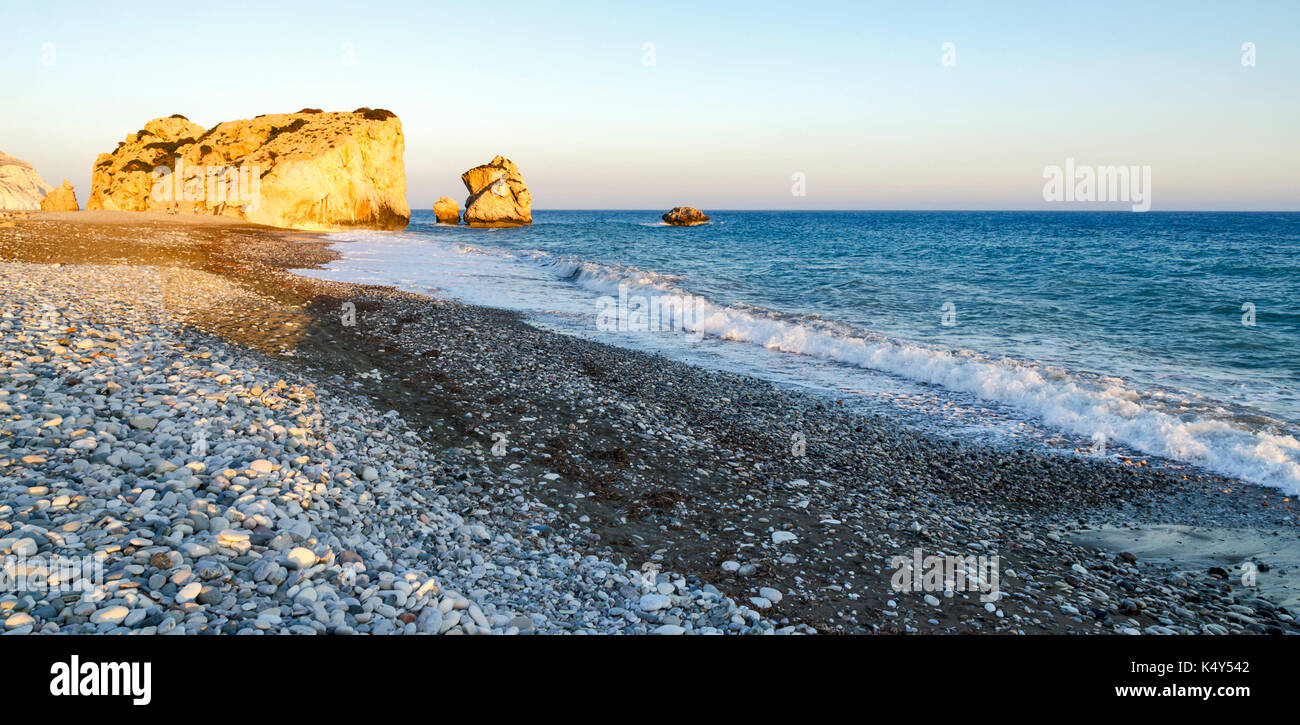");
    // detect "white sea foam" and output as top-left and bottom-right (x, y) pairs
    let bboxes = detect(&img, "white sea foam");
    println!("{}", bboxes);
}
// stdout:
(305, 232), (1300, 493)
